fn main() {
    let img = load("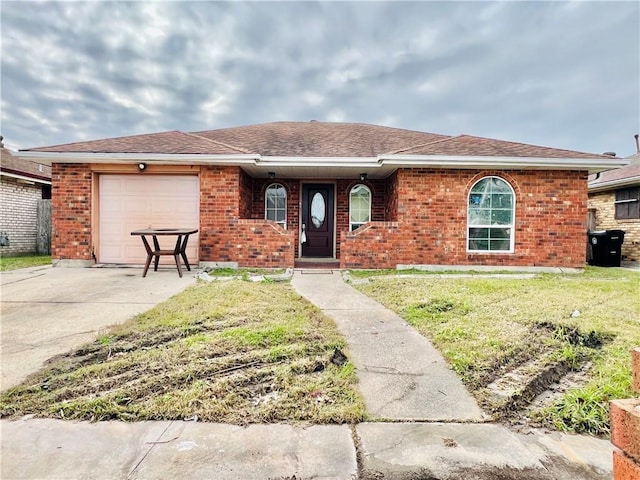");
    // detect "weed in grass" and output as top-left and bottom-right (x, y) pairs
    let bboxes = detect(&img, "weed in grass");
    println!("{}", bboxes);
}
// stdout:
(183, 334), (210, 347)
(338, 362), (356, 380)
(98, 335), (114, 346)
